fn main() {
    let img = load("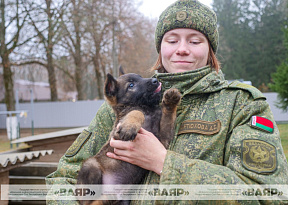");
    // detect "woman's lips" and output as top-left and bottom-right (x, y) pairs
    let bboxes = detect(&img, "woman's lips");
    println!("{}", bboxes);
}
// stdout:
(173, 61), (192, 64)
